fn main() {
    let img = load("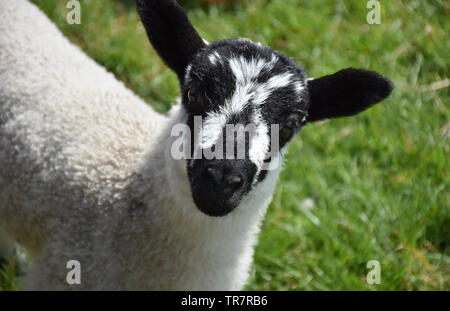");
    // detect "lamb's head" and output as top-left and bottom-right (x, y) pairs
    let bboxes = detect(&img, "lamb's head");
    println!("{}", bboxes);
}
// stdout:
(136, 0), (393, 217)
